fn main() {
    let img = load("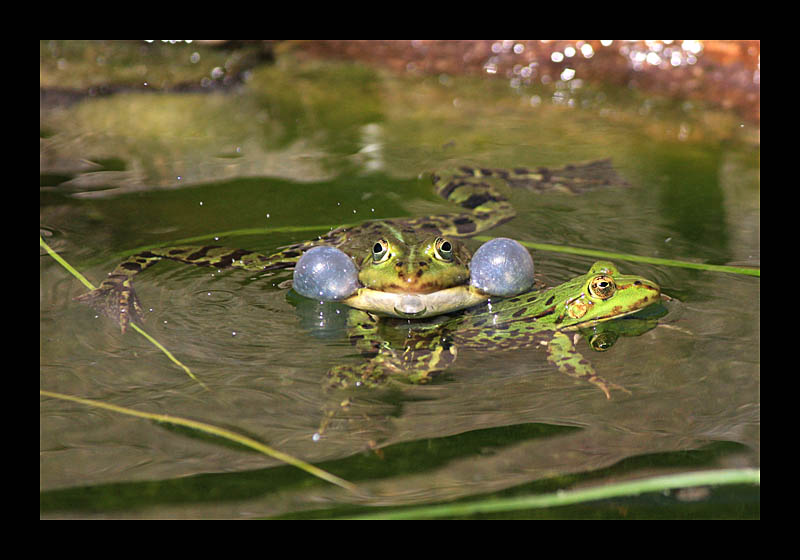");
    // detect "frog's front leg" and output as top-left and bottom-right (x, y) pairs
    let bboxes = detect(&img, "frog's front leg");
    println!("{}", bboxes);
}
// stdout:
(546, 331), (627, 399)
